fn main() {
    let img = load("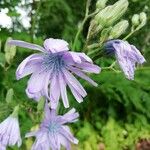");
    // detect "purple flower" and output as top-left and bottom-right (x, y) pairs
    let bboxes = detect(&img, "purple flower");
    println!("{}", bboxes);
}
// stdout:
(0, 114), (22, 149)
(26, 104), (79, 150)
(105, 40), (146, 80)
(8, 38), (100, 108)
